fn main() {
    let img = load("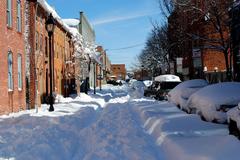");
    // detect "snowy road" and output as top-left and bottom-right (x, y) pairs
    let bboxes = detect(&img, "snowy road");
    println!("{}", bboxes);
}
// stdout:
(0, 85), (240, 160)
